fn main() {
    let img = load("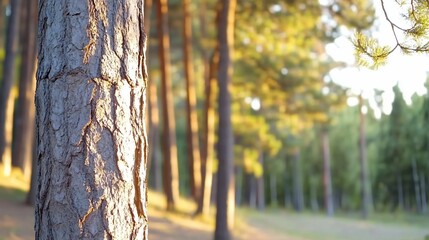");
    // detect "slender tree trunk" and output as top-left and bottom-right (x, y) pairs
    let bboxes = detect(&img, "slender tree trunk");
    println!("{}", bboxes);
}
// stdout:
(310, 179), (319, 212)
(397, 173), (404, 210)
(156, 0), (180, 211)
(12, 0), (37, 180)
(256, 150), (265, 211)
(249, 175), (257, 208)
(359, 94), (371, 218)
(270, 173), (278, 207)
(235, 165), (243, 206)
(321, 127), (334, 216)
(182, 0), (202, 202)
(36, 1), (149, 238)
(196, 0), (217, 216)
(420, 173), (427, 213)
(0, 0), (21, 177)
(292, 149), (304, 212)
(284, 156), (291, 208)
(412, 158), (422, 212)
(214, 0), (237, 237)
(0, 0), (8, 48)
(145, 0), (162, 191)
(25, 130), (37, 206)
